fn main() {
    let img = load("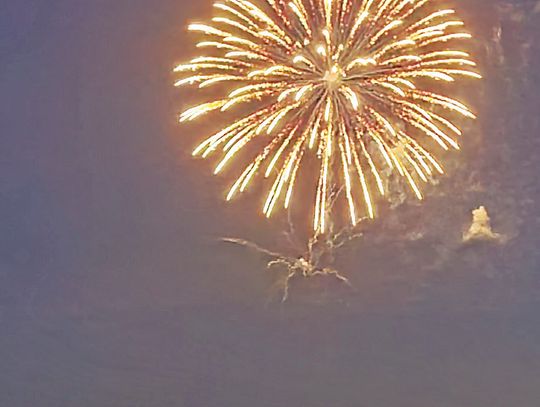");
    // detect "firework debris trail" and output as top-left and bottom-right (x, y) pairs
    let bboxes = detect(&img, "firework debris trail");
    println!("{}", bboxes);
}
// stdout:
(222, 187), (361, 302)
